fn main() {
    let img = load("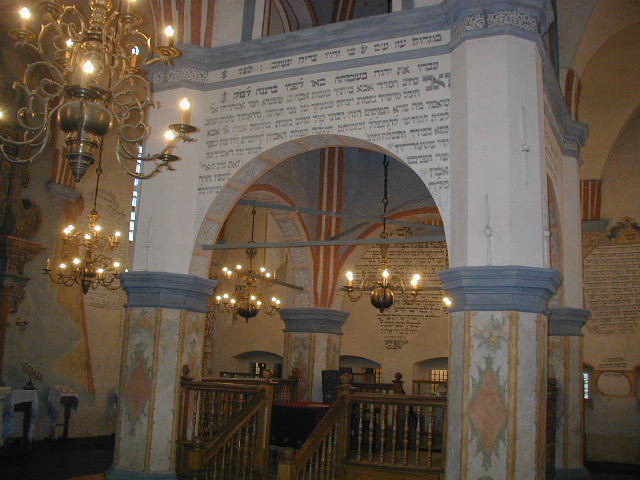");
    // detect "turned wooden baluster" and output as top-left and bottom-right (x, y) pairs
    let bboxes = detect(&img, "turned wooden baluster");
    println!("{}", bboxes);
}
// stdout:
(391, 405), (398, 463)
(403, 404), (410, 465)
(427, 406), (434, 467)
(368, 402), (375, 461)
(415, 404), (423, 467)
(379, 403), (387, 463)
(356, 400), (364, 460)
